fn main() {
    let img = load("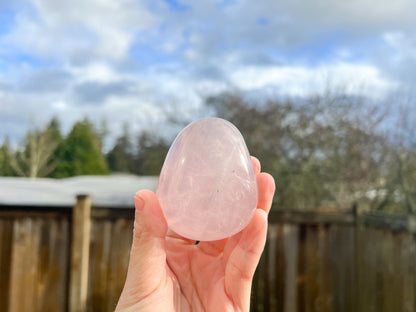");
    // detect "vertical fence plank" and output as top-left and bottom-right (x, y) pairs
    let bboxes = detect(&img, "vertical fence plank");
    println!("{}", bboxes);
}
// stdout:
(283, 224), (299, 312)
(345, 226), (356, 312)
(9, 218), (41, 312)
(273, 224), (285, 312)
(267, 224), (278, 311)
(87, 217), (133, 312)
(36, 216), (70, 312)
(316, 224), (332, 312)
(70, 195), (92, 312)
(252, 239), (267, 311)
(103, 220), (113, 311)
(381, 231), (402, 312)
(0, 219), (13, 312)
(303, 225), (319, 312)
(87, 219), (110, 311)
(263, 226), (271, 311)
(107, 218), (133, 311)
(59, 217), (71, 311)
(356, 227), (377, 312)
(329, 225), (356, 312)
(402, 233), (416, 312)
